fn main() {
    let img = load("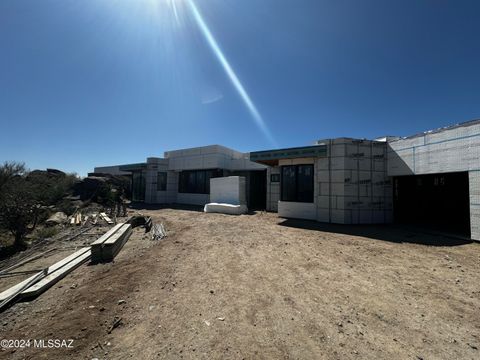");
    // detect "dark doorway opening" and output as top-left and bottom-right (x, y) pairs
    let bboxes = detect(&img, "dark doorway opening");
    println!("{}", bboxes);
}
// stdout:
(393, 172), (470, 237)
(228, 170), (267, 210)
(249, 170), (267, 210)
